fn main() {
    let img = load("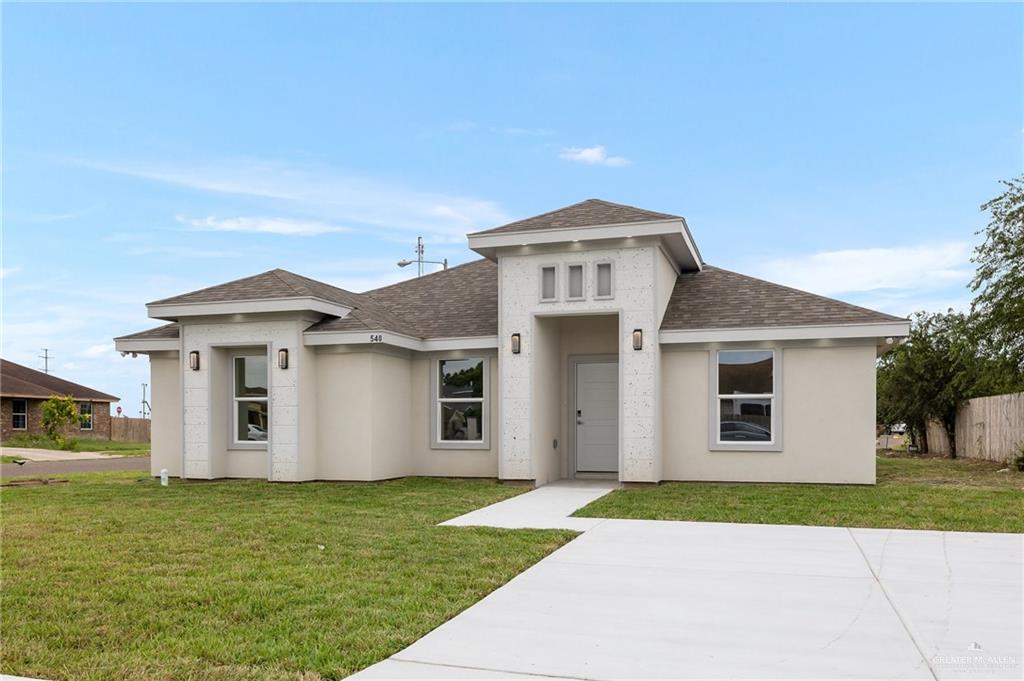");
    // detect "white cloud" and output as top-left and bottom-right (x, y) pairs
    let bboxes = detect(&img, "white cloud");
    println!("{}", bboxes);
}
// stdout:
(80, 343), (115, 358)
(0, 266), (20, 278)
(752, 242), (972, 297)
(69, 157), (510, 238)
(559, 145), (631, 167)
(179, 215), (348, 237)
